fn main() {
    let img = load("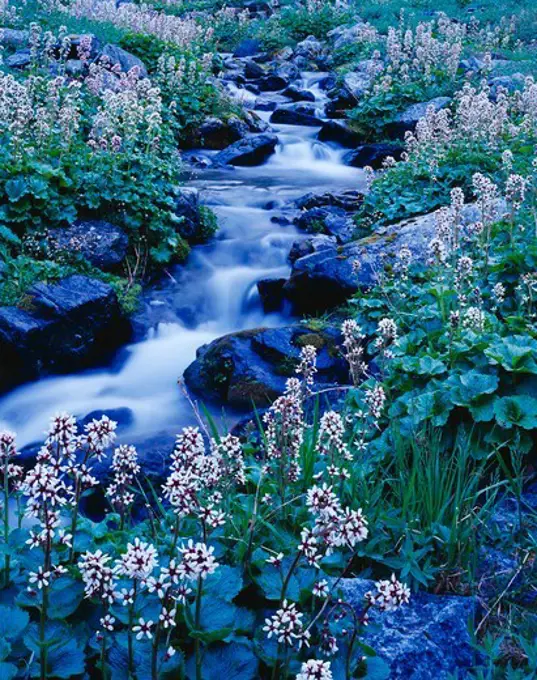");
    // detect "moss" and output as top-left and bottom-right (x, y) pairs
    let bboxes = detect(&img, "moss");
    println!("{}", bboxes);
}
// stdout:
(296, 333), (327, 350)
